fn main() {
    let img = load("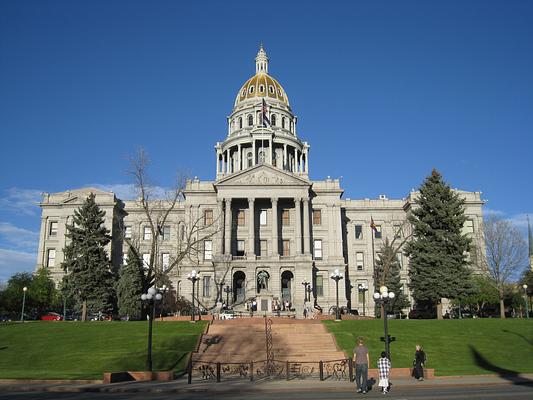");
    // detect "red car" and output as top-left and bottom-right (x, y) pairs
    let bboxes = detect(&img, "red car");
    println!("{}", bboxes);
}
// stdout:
(41, 312), (62, 321)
